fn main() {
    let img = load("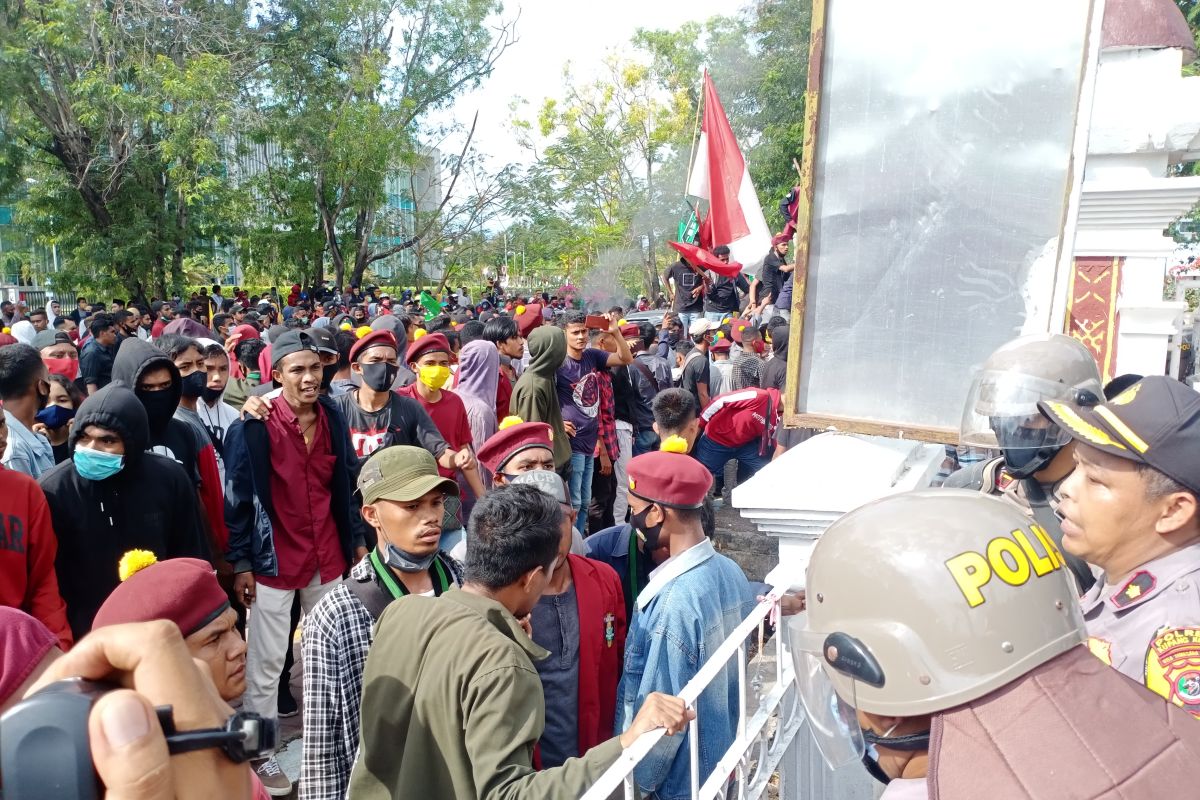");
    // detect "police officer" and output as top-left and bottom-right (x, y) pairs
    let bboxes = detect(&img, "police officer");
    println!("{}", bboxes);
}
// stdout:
(788, 490), (1200, 799)
(1038, 375), (1200, 715)
(948, 333), (1103, 592)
